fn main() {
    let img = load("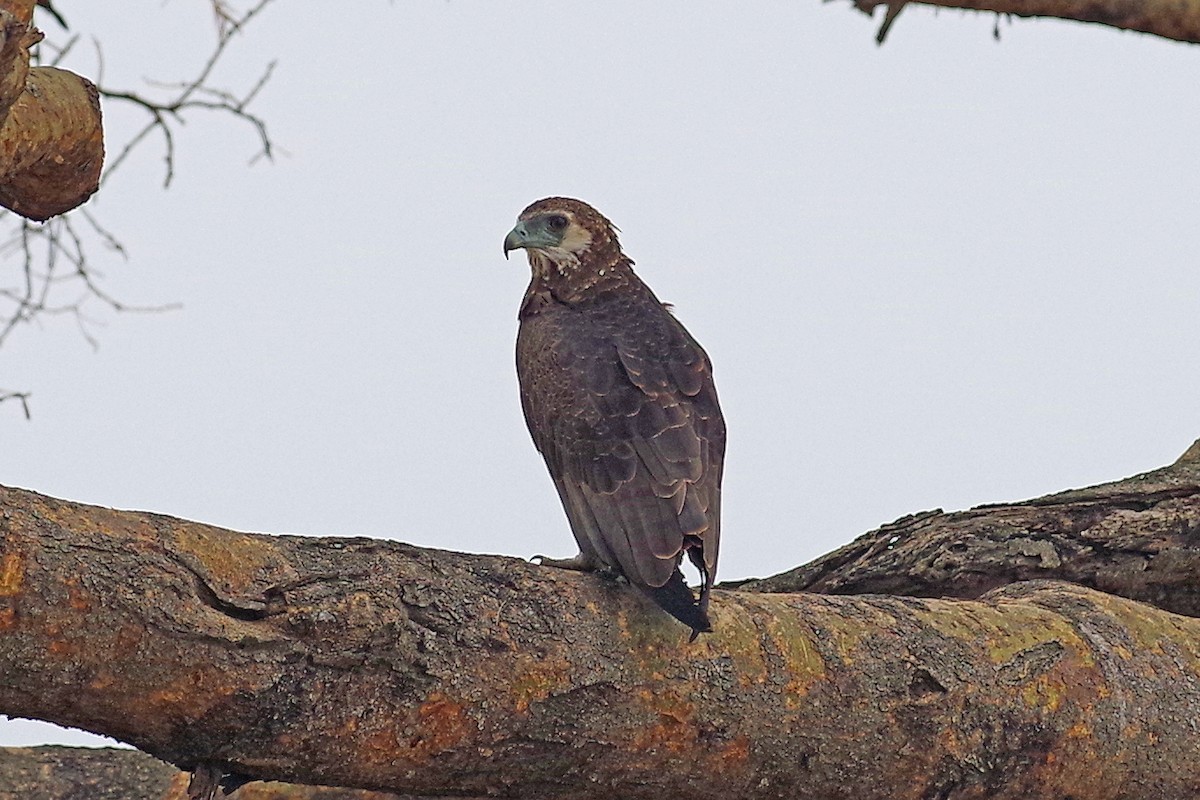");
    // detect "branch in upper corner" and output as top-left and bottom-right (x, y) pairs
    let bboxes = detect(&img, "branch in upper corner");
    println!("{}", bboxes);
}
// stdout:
(848, 0), (1200, 43)
(0, 0), (278, 364)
